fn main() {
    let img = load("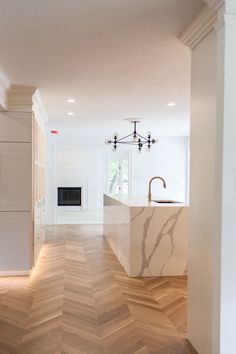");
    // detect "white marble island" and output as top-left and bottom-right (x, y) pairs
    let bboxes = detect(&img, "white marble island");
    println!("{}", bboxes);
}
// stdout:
(103, 194), (188, 277)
